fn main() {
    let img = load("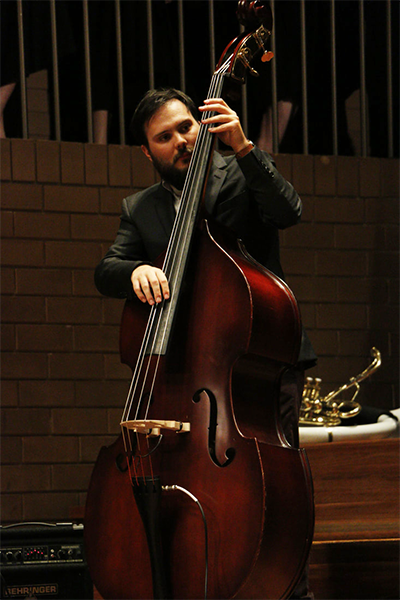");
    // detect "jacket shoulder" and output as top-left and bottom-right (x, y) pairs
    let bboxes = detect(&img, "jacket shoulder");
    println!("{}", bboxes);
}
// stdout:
(123, 182), (163, 216)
